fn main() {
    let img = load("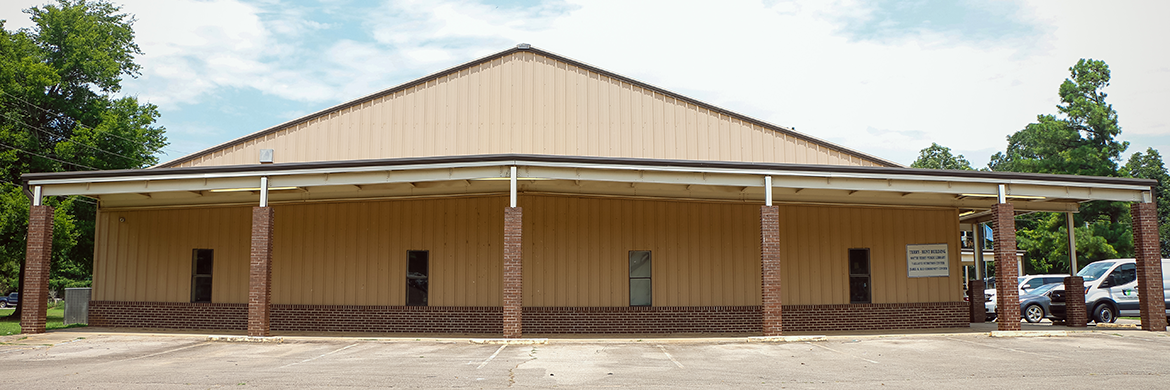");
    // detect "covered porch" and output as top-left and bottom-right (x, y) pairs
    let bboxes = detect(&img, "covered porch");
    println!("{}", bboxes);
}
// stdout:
(19, 154), (1166, 336)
